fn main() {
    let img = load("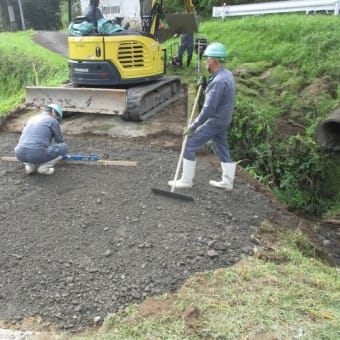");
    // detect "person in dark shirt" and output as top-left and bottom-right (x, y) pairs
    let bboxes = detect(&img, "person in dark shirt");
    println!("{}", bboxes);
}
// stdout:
(83, 0), (104, 22)
(178, 33), (194, 67)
